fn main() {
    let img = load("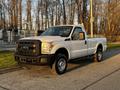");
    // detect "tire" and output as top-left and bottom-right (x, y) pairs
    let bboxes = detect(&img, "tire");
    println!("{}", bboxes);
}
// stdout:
(93, 49), (103, 62)
(51, 53), (67, 75)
